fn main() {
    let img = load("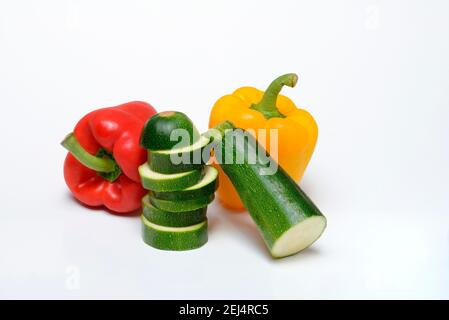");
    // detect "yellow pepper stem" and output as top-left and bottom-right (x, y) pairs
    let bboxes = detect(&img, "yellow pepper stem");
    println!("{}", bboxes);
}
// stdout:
(250, 73), (298, 119)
